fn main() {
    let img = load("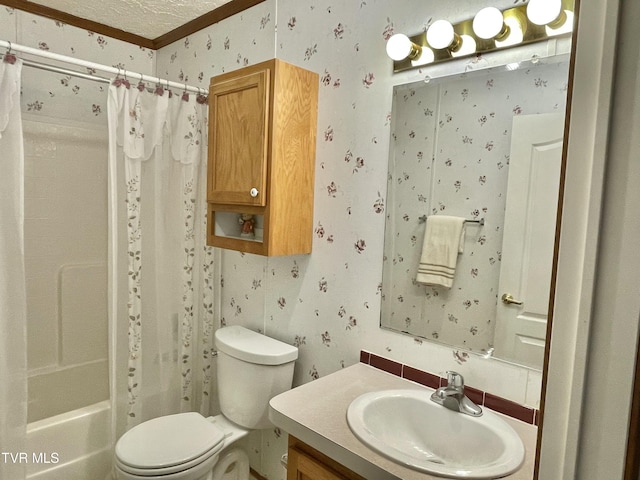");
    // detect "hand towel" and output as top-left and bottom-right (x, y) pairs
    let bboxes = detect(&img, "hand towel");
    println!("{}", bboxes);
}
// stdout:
(416, 215), (466, 288)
